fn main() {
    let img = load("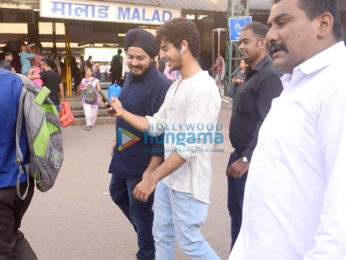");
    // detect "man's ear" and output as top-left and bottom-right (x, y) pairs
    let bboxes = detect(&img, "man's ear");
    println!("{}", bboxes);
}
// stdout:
(180, 40), (189, 53)
(259, 38), (267, 50)
(316, 12), (334, 39)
